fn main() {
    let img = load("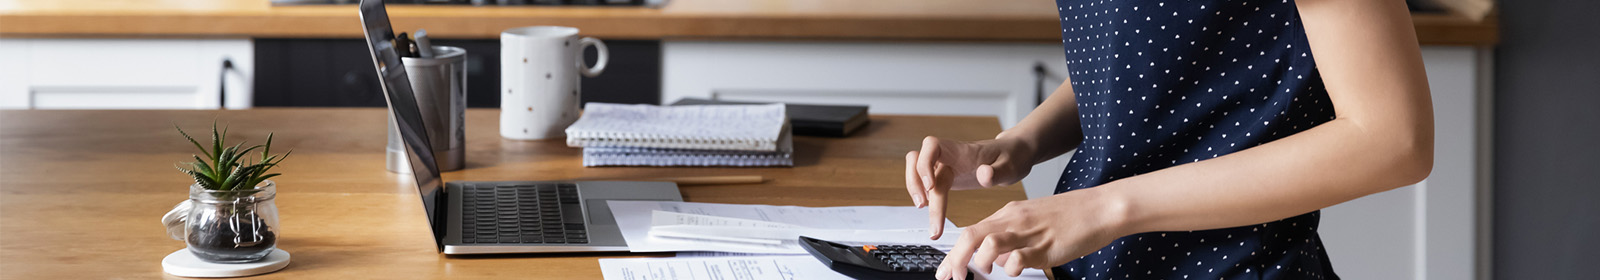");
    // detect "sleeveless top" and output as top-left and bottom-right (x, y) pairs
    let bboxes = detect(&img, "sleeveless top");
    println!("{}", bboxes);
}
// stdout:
(1052, 0), (1339, 279)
